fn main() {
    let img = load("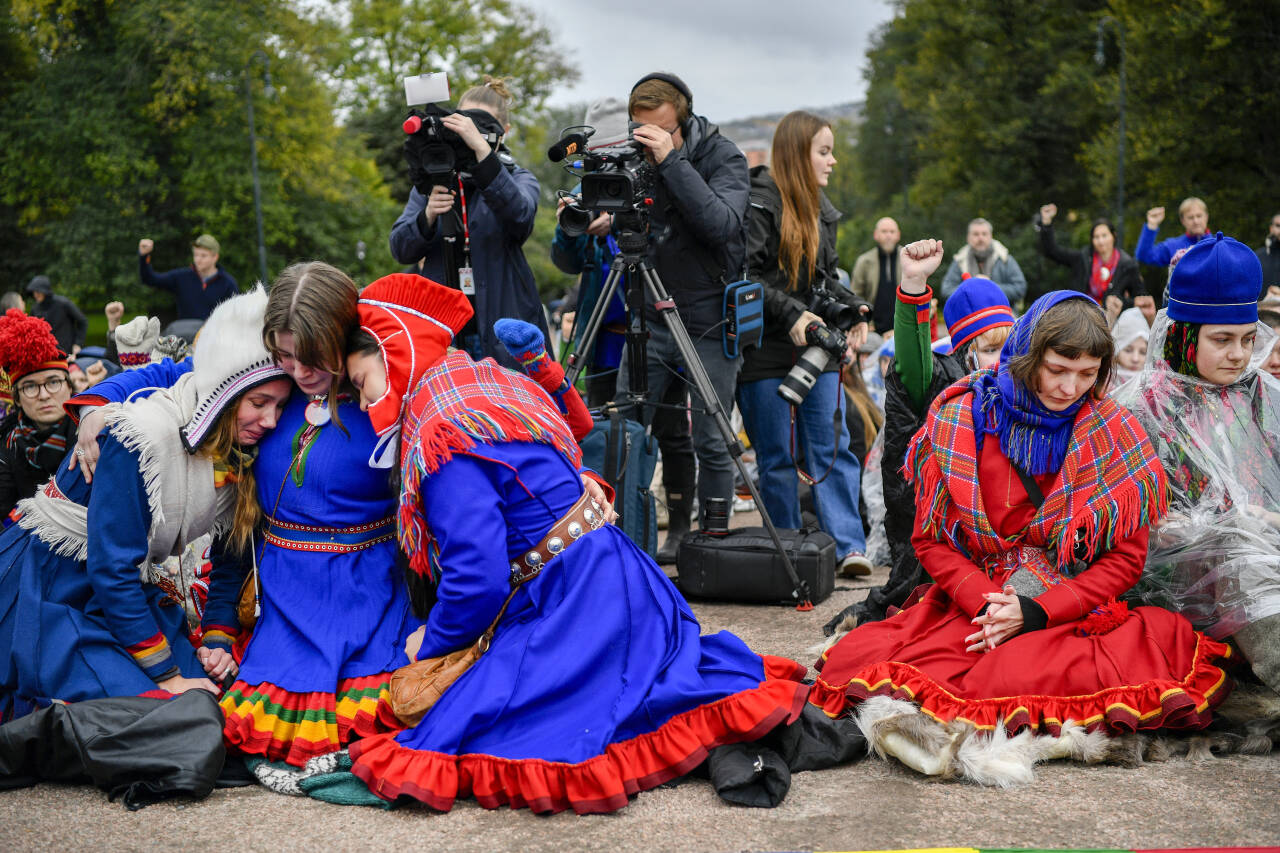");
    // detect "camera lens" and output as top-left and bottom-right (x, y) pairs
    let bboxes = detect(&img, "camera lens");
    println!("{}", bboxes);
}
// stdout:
(559, 203), (594, 238)
(777, 347), (831, 406)
(701, 497), (730, 535)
